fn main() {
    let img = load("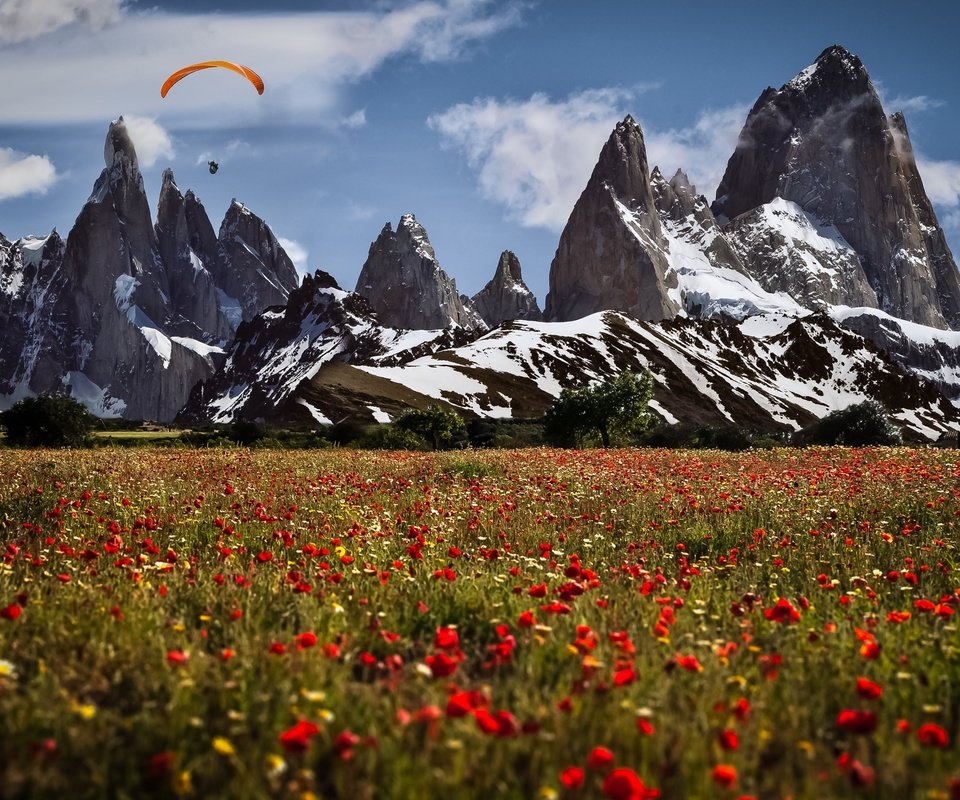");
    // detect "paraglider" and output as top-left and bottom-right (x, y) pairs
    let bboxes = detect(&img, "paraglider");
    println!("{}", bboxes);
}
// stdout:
(208, 161), (219, 175)
(160, 61), (264, 98)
